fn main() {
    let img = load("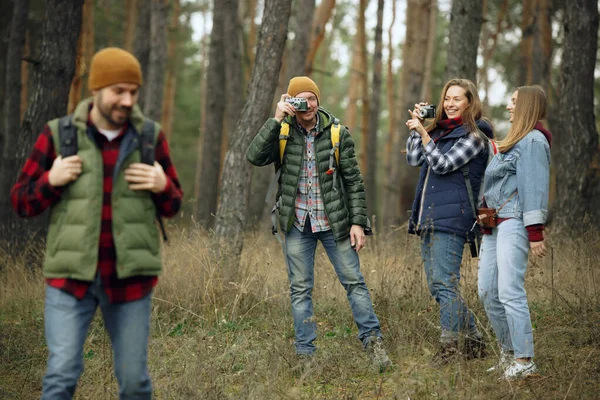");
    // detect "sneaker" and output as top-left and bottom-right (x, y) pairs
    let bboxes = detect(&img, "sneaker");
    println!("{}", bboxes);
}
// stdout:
(432, 340), (459, 366)
(503, 360), (538, 380)
(365, 337), (391, 372)
(464, 336), (487, 359)
(487, 349), (512, 373)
